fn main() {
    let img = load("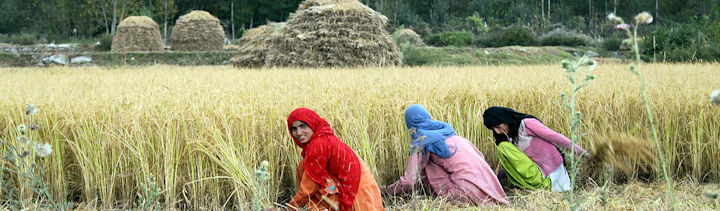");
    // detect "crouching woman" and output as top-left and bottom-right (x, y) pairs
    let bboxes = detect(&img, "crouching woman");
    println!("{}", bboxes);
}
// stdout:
(482, 106), (589, 192)
(381, 104), (508, 205)
(281, 108), (384, 211)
